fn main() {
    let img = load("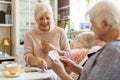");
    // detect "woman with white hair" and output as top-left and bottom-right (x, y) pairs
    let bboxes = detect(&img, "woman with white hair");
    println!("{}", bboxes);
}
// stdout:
(51, 1), (120, 80)
(24, 0), (70, 72)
